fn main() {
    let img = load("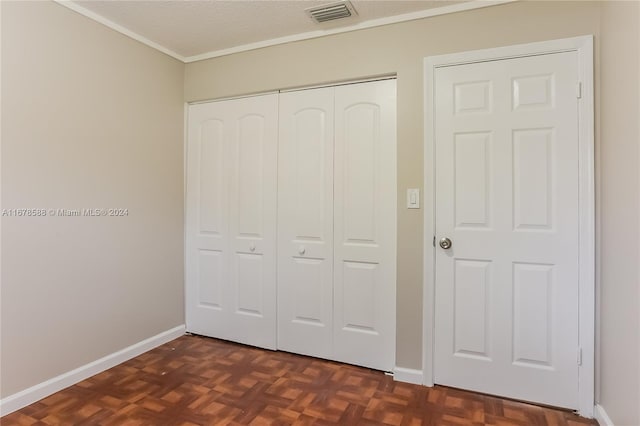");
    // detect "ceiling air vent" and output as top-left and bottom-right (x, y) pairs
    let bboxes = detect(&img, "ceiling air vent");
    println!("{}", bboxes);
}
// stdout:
(306, 1), (357, 23)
